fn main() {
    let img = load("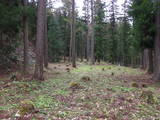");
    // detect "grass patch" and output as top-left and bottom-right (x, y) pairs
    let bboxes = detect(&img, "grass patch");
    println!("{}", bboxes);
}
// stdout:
(34, 95), (59, 109)
(55, 89), (70, 95)
(0, 63), (158, 119)
(111, 86), (136, 92)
